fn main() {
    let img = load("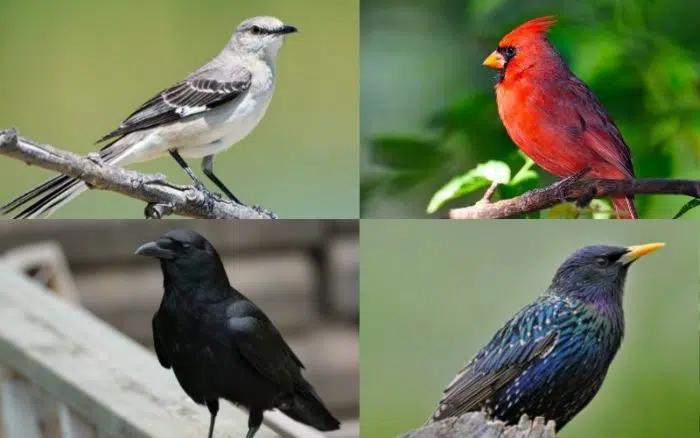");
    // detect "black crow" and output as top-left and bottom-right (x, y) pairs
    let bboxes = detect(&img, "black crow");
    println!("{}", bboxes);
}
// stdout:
(135, 228), (340, 438)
